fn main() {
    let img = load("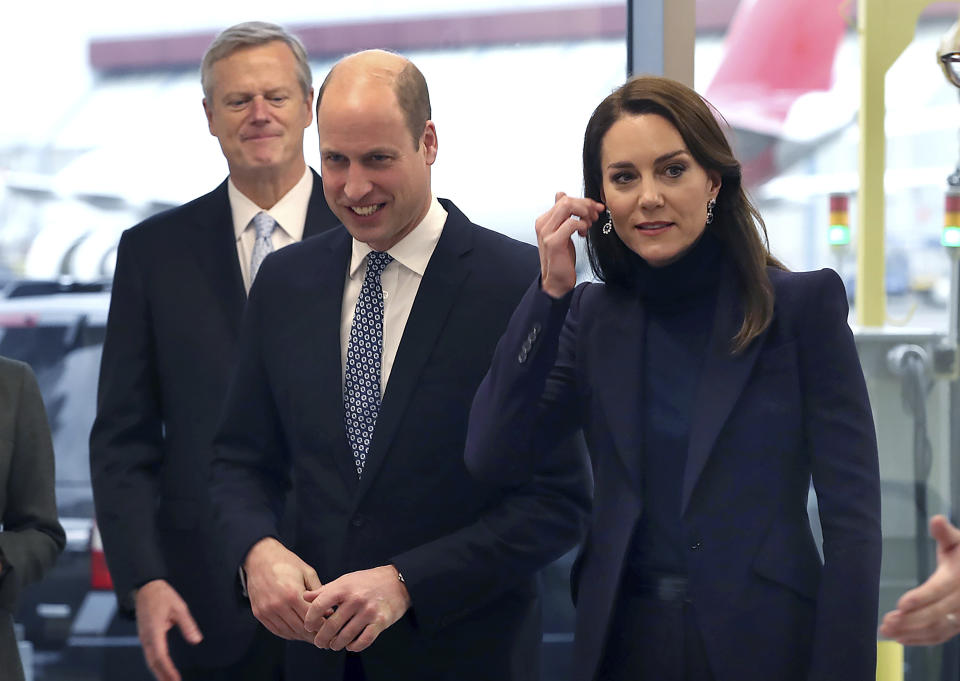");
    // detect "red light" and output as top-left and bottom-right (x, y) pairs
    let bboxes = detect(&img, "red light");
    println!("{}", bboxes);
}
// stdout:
(0, 314), (38, 328)
(947, 193), (960, 213)
(89, 523), (114, 591)
(829, 193), (849, 212)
